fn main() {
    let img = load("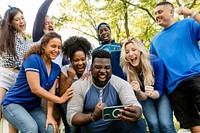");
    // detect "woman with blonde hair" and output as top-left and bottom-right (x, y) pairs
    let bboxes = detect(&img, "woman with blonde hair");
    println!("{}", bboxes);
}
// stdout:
(120, 37), (176, 133)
